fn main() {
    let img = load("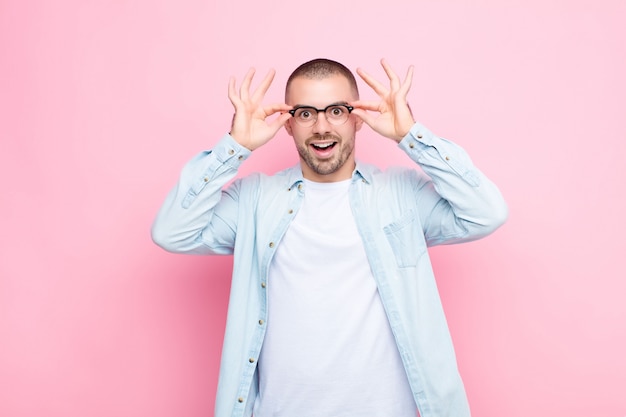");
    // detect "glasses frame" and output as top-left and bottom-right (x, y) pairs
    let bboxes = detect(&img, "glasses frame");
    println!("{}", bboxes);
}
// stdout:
(288, 104), (355, 127)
